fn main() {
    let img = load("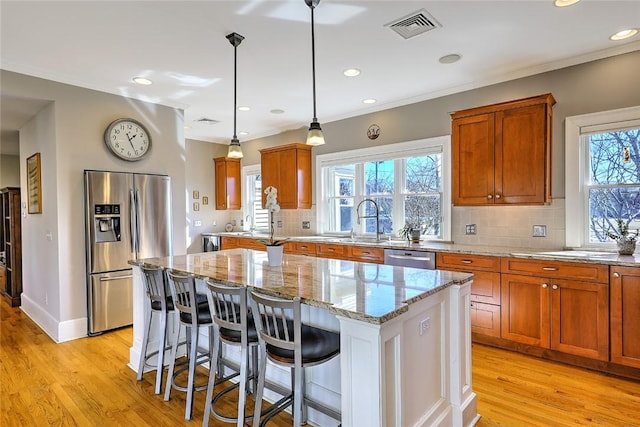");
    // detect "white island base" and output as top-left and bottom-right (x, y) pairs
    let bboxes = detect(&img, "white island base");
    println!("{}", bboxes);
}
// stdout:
(338, 283), (478, 427)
